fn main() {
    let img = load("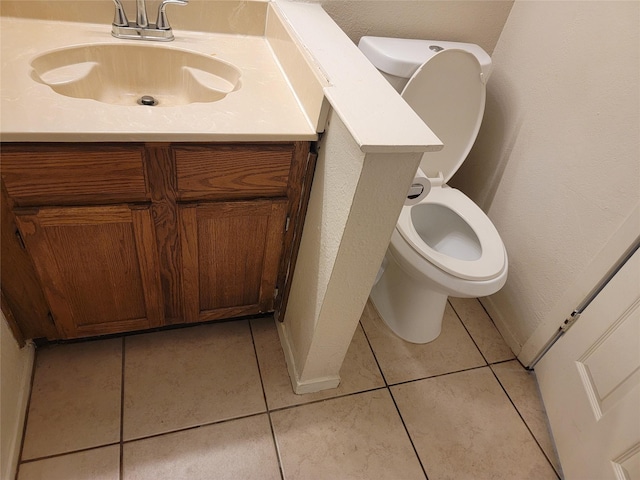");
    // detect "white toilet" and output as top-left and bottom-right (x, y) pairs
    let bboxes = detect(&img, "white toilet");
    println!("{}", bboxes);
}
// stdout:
(359, 36), (508, 344)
